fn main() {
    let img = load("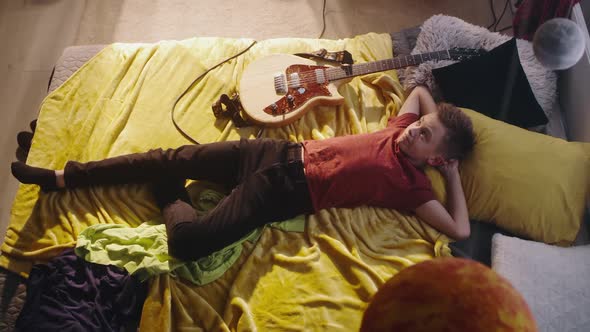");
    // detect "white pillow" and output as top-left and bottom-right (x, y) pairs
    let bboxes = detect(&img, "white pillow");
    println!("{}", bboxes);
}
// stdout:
(491, 234), (590, 332)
